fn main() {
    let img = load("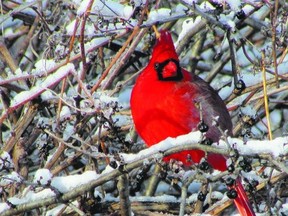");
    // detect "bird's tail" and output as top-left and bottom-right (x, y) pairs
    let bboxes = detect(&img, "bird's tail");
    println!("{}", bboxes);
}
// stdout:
(233, 178), (256, 216)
